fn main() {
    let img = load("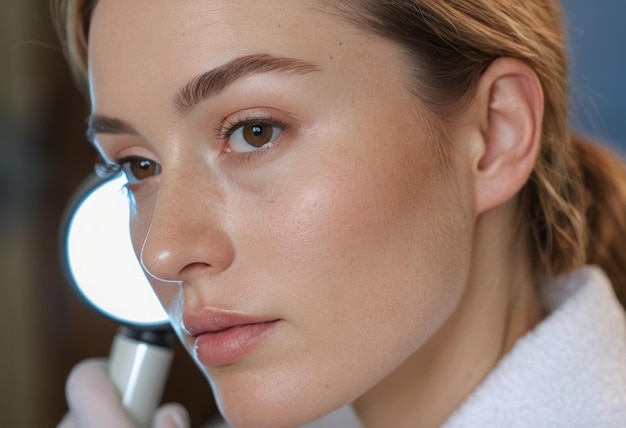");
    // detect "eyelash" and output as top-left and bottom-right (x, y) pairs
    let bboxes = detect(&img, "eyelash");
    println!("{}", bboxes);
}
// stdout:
(94, 157), (123, 179)
(94, 156), (160, 193)
(216, 113), (288, 159)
